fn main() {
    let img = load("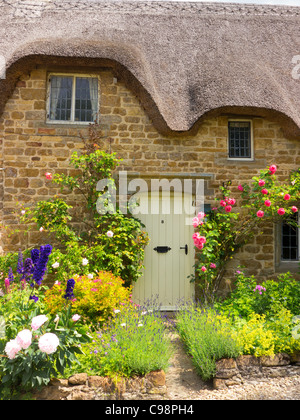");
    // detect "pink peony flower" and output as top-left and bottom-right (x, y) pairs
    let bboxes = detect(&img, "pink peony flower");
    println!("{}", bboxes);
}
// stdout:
(277, 208), (285, 216)
(291, 206), (298, 213)
(264, 200), (271, 207)
(225, 205), (232, 213)
(45, 172), (52, 180)
(261, 189), (268, 195)
(269, 164), (277, 174)
(16, 329), (32, 350)
(238, 184), (244, 191)
(210, 263), (217, 269)
(5, 339), (22, 359)
(38, 333), (59, 355)
(258, 179), (265, 187)
(284, 194), (290, 200)
(31, 315), (48, 331)
(257, 210), (264, 218)
(201, 266), (207, 272)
